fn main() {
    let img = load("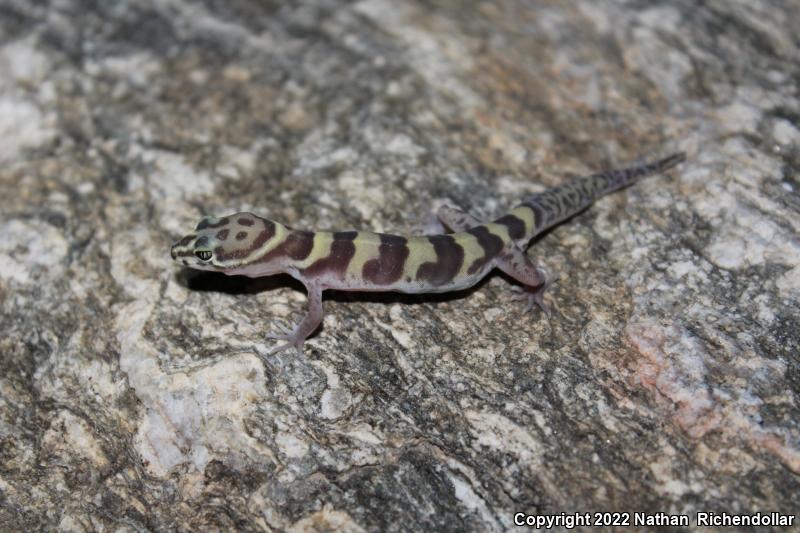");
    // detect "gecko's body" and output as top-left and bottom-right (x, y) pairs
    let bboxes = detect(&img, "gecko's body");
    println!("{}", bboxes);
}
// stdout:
(171, 153), (685, 352)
